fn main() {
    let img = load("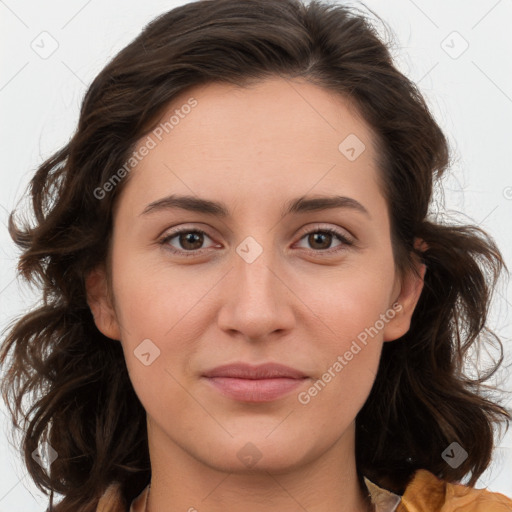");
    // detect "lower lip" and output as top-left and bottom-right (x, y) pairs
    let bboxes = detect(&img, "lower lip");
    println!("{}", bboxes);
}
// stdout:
(203, 376), (308, 402)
